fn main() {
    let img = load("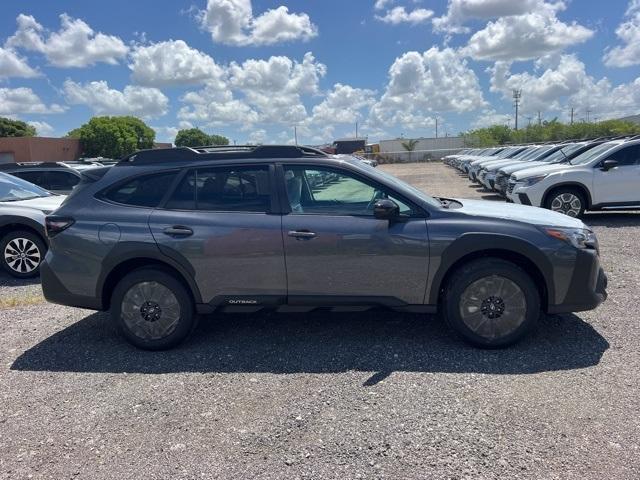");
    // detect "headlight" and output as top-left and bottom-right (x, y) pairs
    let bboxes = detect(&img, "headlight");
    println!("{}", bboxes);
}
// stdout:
(520, 174), (547, 186)
(543, 227), (598, 250)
